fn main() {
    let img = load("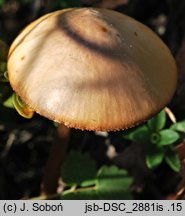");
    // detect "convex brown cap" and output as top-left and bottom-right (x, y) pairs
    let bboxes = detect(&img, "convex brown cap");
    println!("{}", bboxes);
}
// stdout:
(8, 8), (177, 131)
